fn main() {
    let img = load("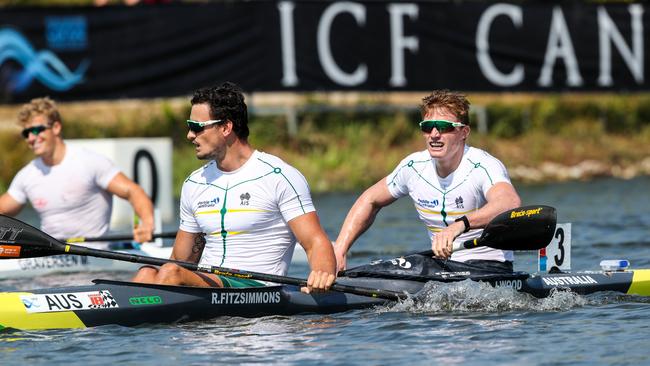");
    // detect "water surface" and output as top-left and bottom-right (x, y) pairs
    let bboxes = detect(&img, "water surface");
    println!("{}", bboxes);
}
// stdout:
(2, 177), (650, 365)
